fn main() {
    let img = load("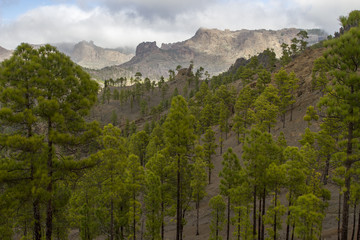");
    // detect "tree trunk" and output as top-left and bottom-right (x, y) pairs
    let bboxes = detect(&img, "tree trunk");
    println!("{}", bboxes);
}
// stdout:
(274, 189), (277, 240)
(253, 185), (257, 240)
(286, 192), (292, 240)
(237, 208), (241, 240)
(110, 198), (114, 240)
(33, 183), (41, 240)
(46, 119), (53, 240)
(341, 163), (352, 240)
(351, 203), (356, 240)
(227, 196), (230, 240)
(341, 118), (354, 240)
(282, 113), (285, 128)
(338, 189), (342, 240)
(209, 163), (212, 185)
(262, 188), (266, 240)
(357, 207), (360, 240)
(220, 132), (223, 155)
(176, 155), (182, 240)
(291, 223), (295, 240)
(216, 209), (219, 240)
(161, 201), (164, 240)
(133, 191), (137, 240)
(196, 194), (200, 235)
(323, 154), (330, 185)
(258, 196), (262, 240)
